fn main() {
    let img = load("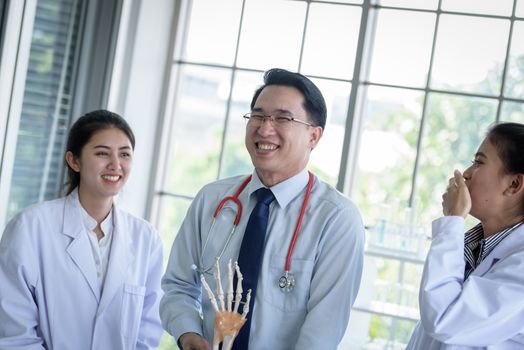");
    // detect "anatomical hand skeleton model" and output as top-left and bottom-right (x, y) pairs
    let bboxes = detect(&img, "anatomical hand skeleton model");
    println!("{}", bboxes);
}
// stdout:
(200, 259), (251, 350)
